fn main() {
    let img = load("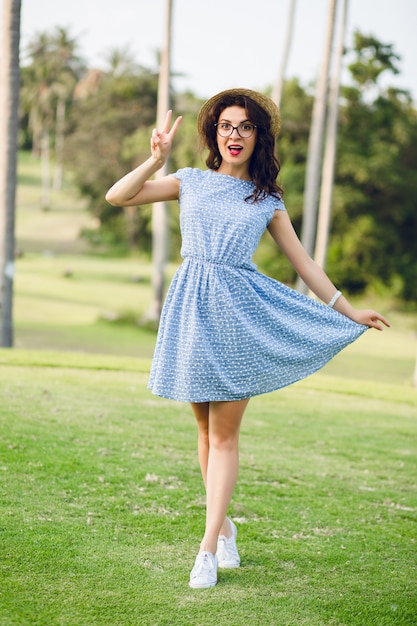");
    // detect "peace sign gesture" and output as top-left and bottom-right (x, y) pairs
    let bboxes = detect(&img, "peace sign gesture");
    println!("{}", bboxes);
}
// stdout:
(151, 110), (182, 166)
